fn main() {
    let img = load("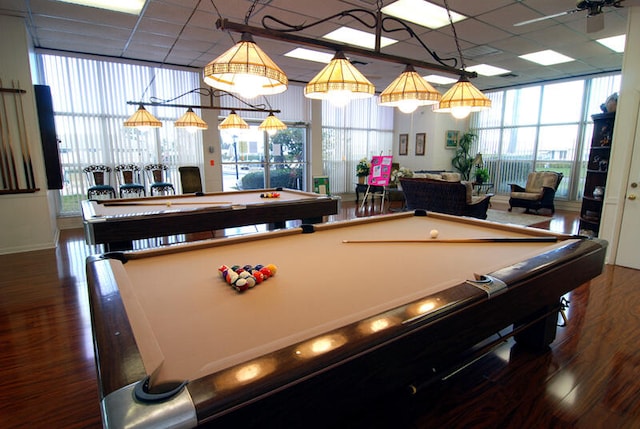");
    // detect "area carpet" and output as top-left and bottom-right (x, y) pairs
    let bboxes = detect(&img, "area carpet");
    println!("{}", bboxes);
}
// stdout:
(485, 209), (549, 226)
